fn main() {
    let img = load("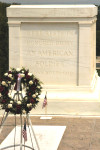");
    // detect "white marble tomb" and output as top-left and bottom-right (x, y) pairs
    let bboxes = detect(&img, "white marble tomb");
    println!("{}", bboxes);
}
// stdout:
(6, 5), (100, 101)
